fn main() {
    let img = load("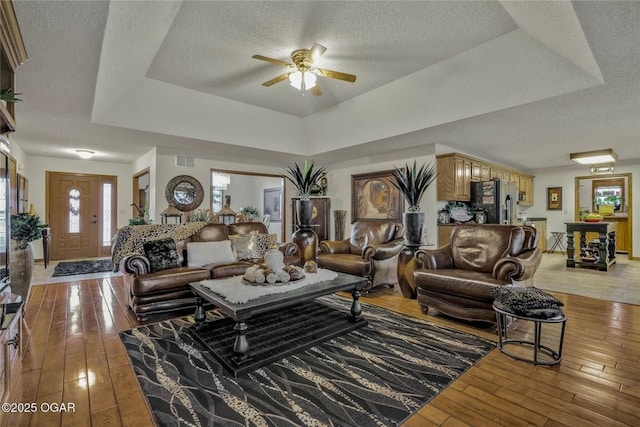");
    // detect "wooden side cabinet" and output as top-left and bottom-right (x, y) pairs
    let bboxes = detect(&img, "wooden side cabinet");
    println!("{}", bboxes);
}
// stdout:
(0, 296), (23, 420)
